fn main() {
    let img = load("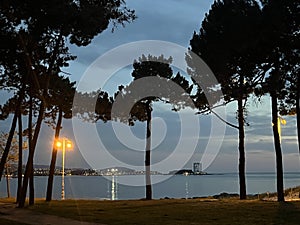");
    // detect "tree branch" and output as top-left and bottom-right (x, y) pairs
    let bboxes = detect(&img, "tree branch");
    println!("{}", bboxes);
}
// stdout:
(210, 109), (239, 129)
